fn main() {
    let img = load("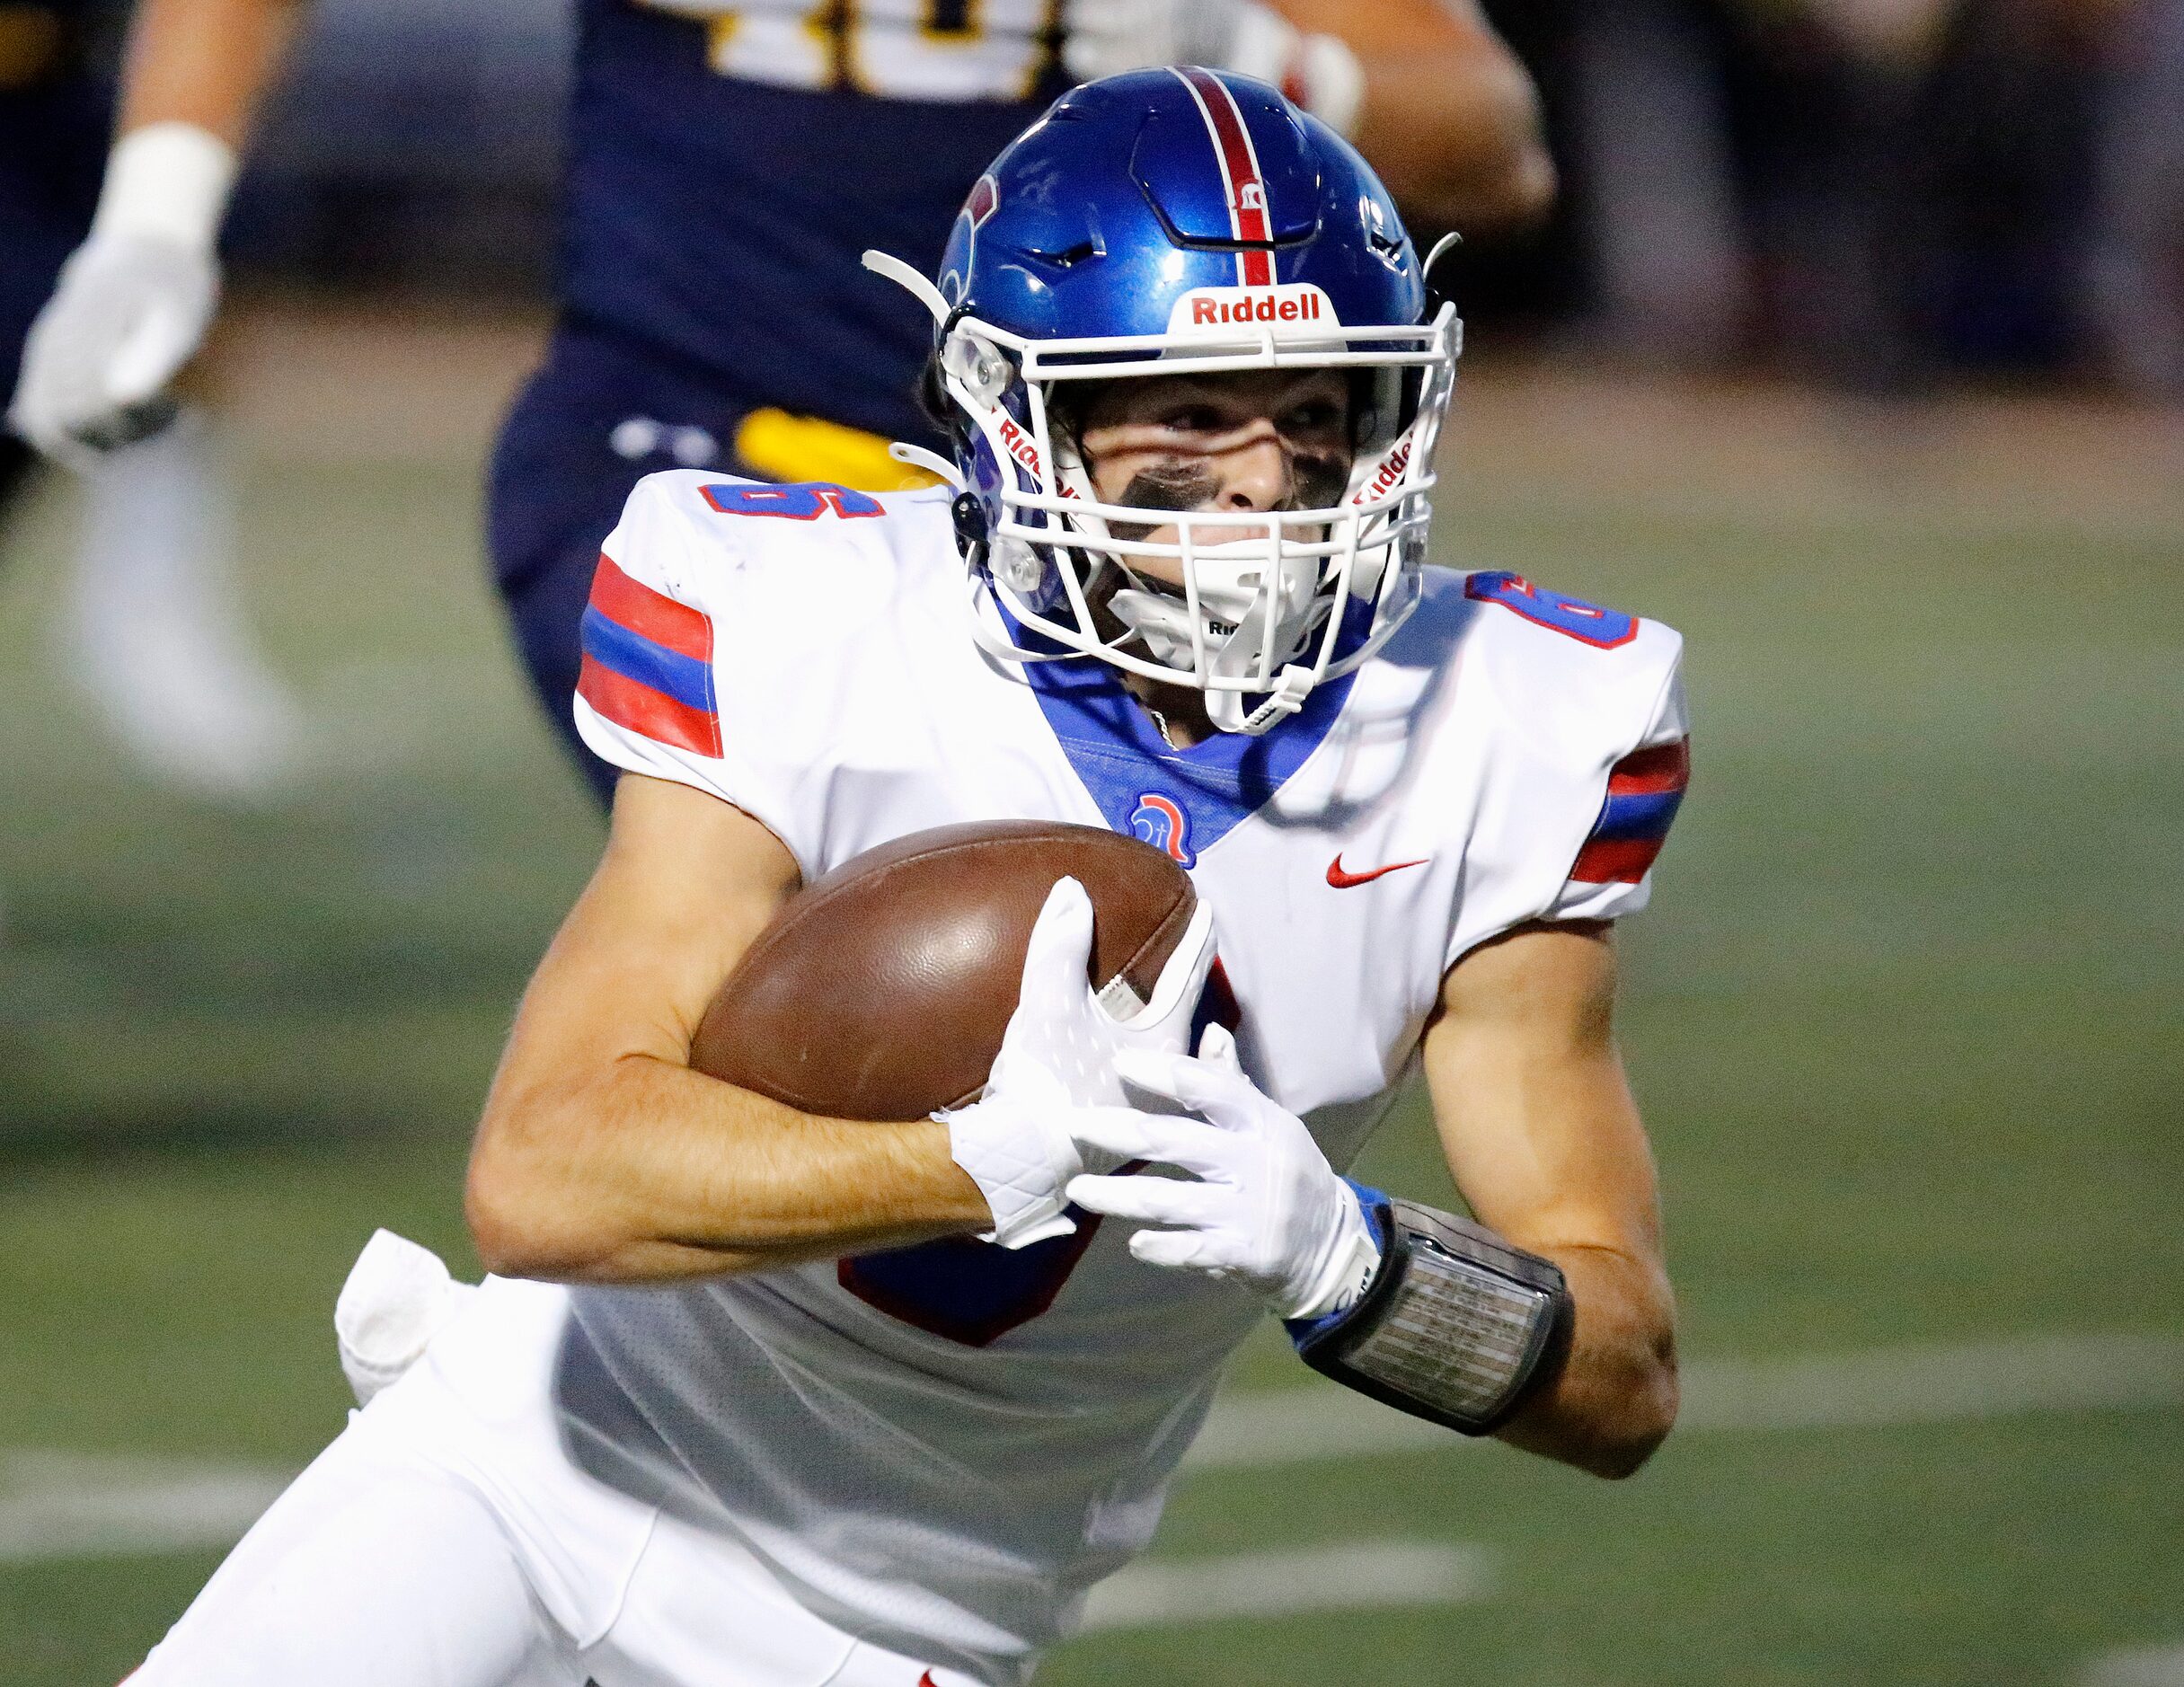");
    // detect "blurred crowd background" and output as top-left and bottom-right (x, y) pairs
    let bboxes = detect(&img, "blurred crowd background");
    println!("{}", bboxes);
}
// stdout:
(11, 0), (2180, 400)
(1482, 0), (2183, 396)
